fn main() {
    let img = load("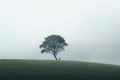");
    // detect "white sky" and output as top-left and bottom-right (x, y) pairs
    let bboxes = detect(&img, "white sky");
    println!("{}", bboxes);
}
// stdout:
(0, 0), (120, 64)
